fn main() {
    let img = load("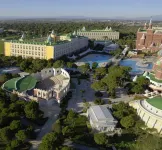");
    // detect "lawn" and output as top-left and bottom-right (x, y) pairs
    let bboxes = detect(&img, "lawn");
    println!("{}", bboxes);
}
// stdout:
(0, 41), (4, 54)
(147, 97), (162, 110)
